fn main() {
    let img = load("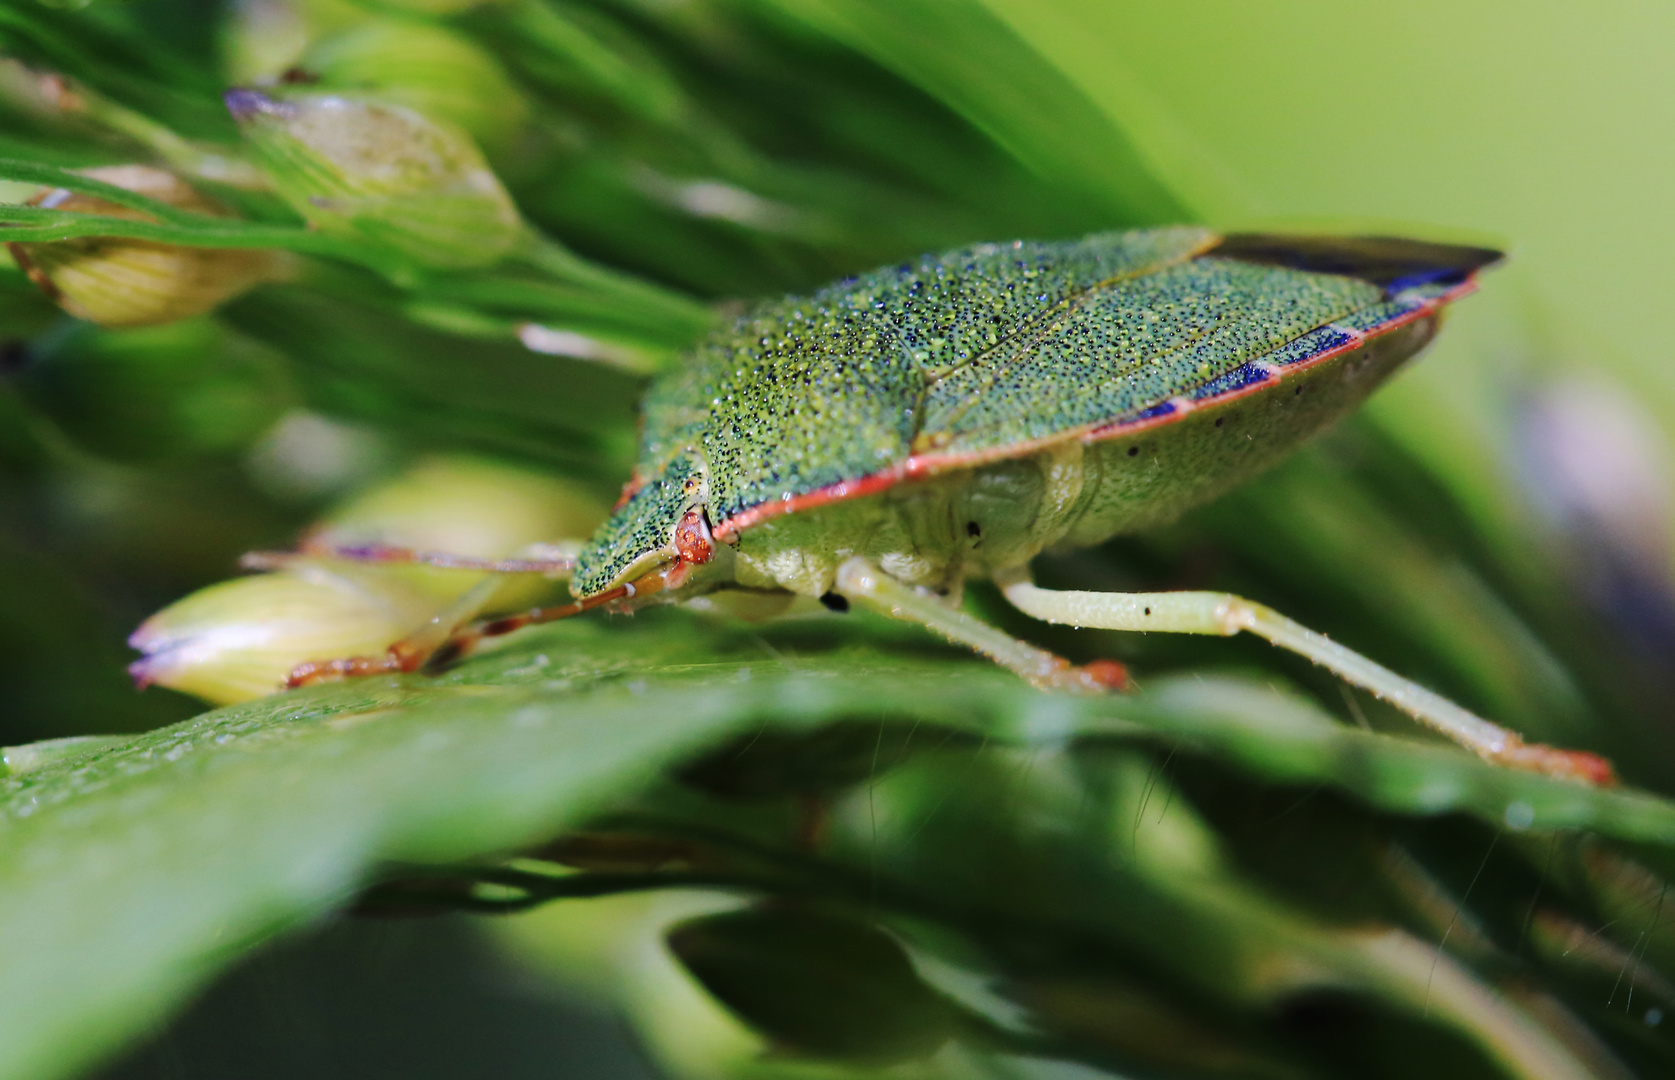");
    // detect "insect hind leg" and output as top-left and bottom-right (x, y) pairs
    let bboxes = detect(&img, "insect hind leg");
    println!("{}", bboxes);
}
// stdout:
(993, 566), (1615, 786)
(832, 558), (1128, 693)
